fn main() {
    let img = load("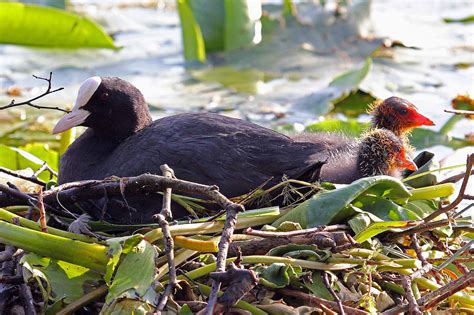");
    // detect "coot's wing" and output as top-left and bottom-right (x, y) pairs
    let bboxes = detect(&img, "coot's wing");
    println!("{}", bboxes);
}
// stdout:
(108, 113), (329, 197)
